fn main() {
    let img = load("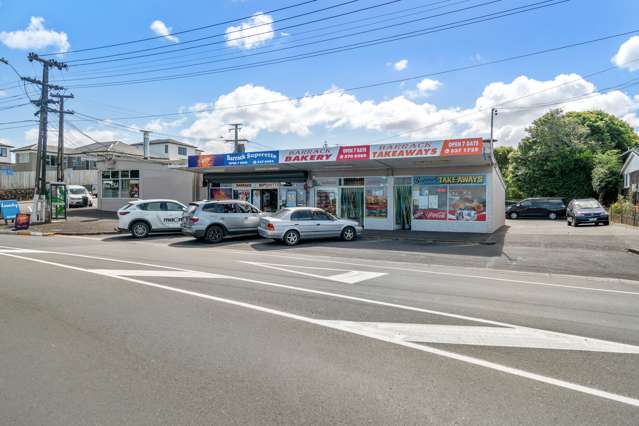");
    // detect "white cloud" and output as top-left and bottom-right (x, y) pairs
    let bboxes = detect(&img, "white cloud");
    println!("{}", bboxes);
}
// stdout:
(180, 74), (639, 150)
(150, 20), (179, 43)
(393, 59), (408, 71)
(612, 36), (639, 71)
(0, 17), (69, 52)
(405, 79), (442, 99)
(225, 13), (274, 50)
(144, 116), (187, 133)
(0, 90), (6, 97)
